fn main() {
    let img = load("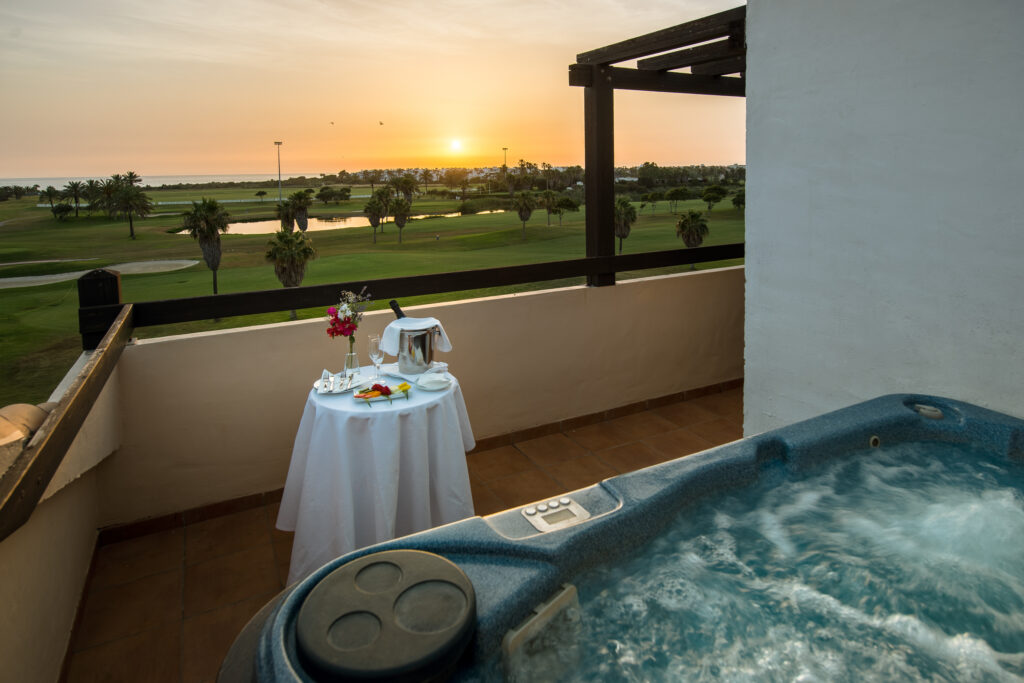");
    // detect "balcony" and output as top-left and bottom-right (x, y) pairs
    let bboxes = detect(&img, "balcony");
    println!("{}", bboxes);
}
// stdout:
(0, 267), (744, 682)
